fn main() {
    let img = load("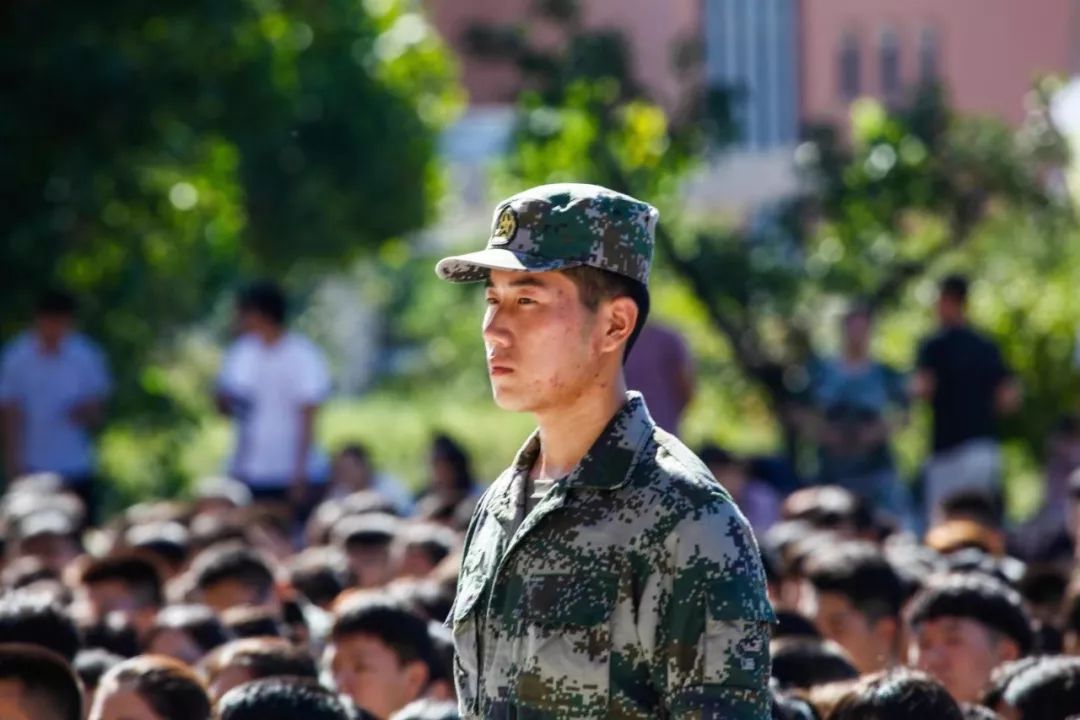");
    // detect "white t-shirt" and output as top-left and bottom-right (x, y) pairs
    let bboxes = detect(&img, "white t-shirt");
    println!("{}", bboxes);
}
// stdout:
(218, 332), (331, 485)
(0, 331), (111, 477)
